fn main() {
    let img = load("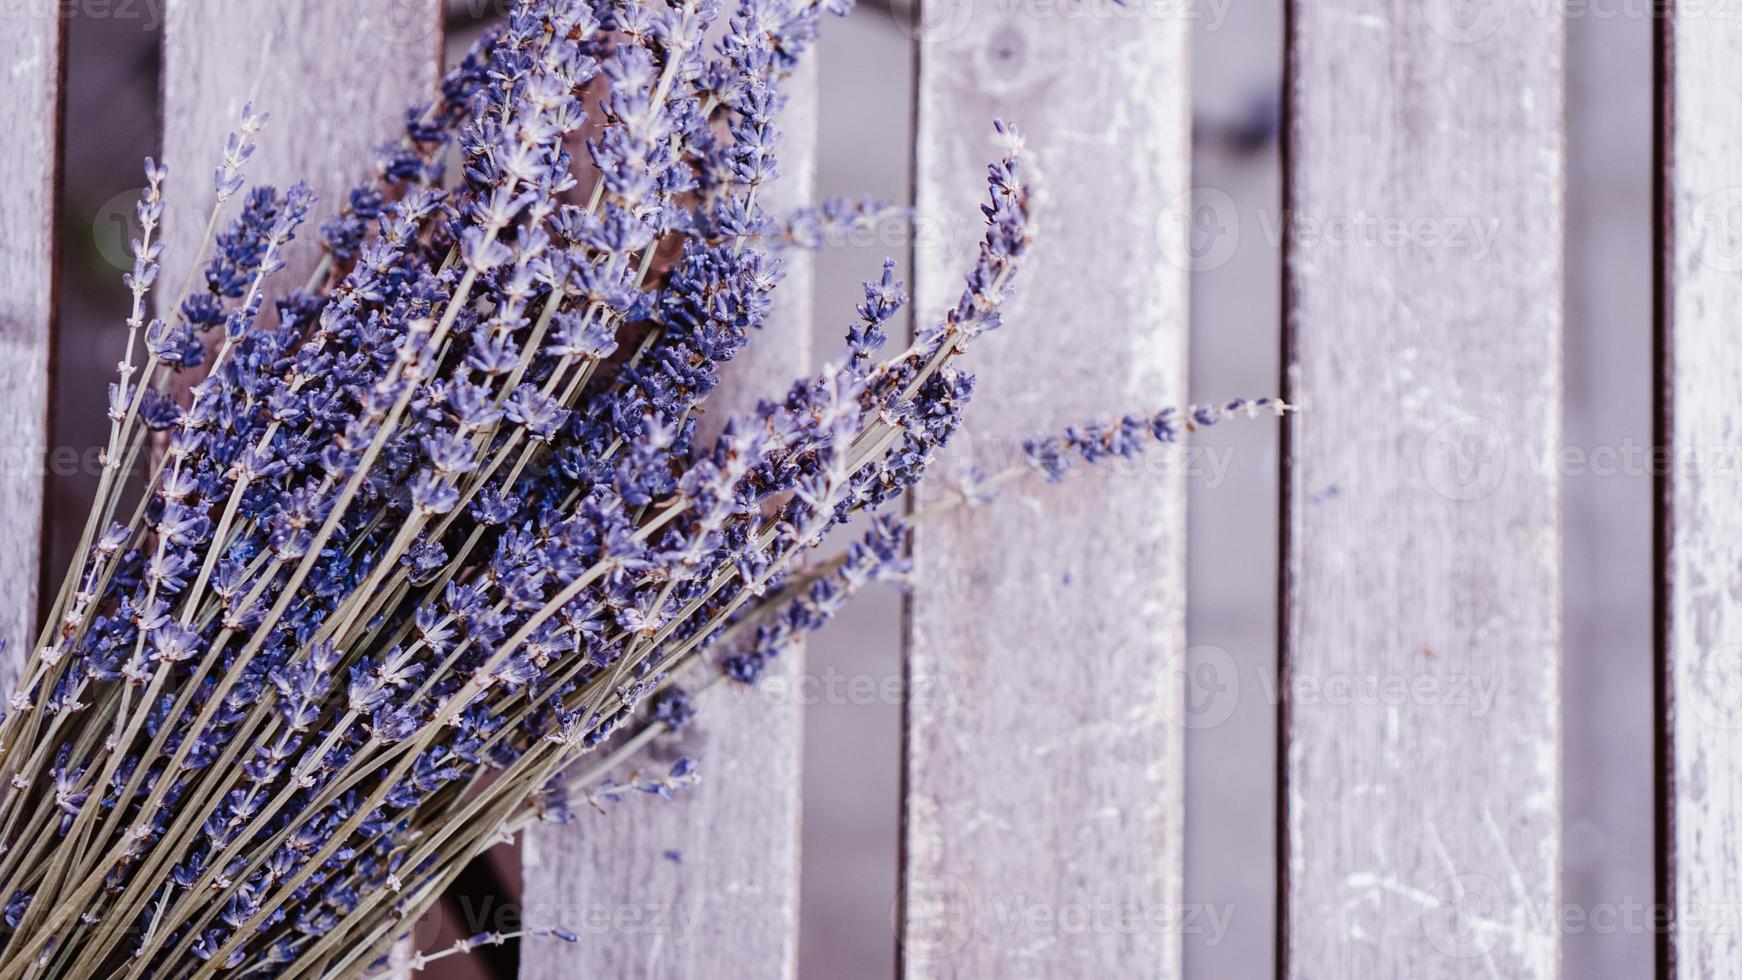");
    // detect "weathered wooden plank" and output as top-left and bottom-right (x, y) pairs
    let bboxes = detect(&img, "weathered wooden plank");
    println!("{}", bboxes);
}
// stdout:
(519, 61), (817, 980)
(900, 7), (1189, 978)
(161, 0), (443, 317)
(0, 8), (62, 686)
(1660, 7), (1742, 978)
(1282, 2), (1562, 977)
